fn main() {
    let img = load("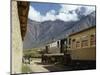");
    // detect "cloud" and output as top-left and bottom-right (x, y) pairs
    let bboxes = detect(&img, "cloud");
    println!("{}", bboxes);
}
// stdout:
(28, 6), (56, 22)
(56, 5), (80, 21)
(28, 6), (42, 21)
(83, 6), (95, 15)
(42, 10), (56, 21)
(60, 5), (81, 13)
(28, 4), (95, 22)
